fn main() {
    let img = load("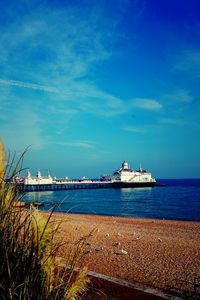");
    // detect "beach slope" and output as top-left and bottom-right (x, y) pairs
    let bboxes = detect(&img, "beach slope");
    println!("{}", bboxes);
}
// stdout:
(49, 213), (200, 295)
